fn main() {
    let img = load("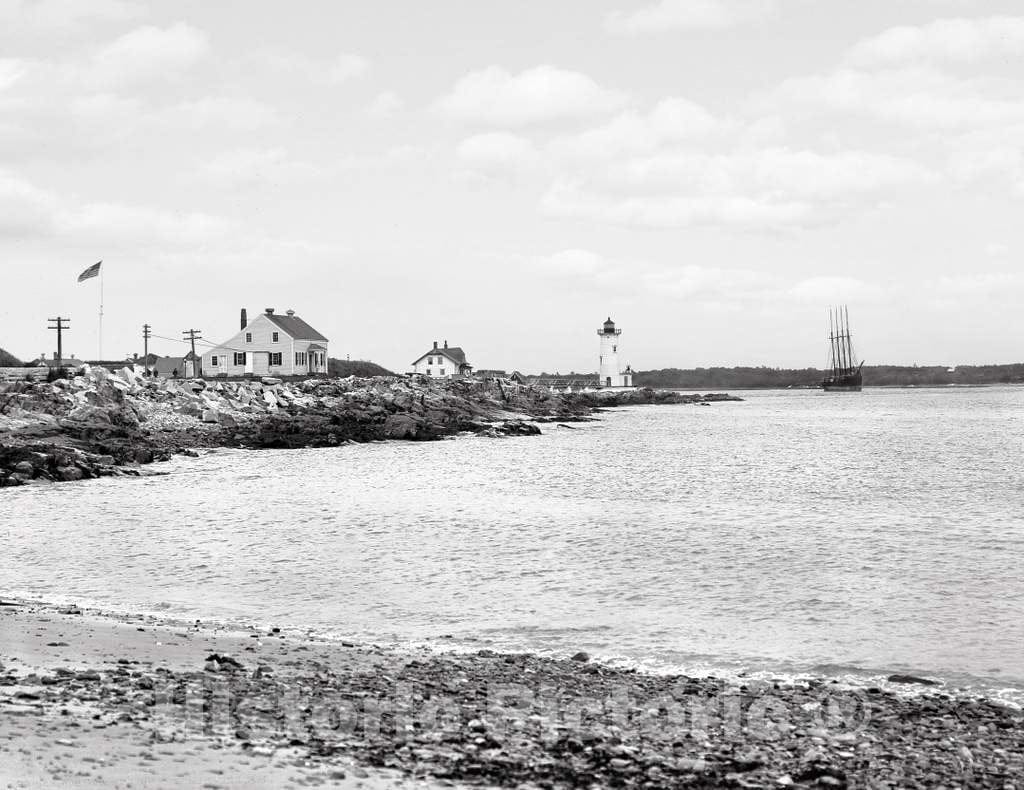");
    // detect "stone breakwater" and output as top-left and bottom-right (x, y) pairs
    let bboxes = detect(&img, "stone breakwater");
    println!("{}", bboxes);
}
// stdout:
(1, 603), (1020, 788)
(0, 366), (740, 486)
